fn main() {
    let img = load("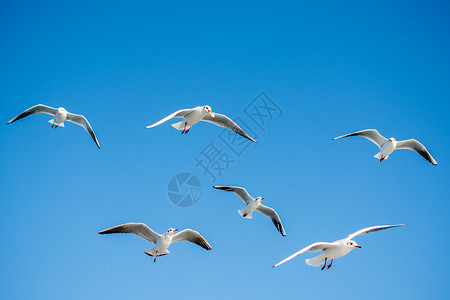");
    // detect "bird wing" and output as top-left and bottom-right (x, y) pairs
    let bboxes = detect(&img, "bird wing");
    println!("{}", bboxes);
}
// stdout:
(98, 223), (160, 244)
(272, 242), (339, 268)
(171, 229), (212, 250)
(346, 224), (405, 240)
(7, 104), (57, 124)
(66, 112), (100, 148)
(213, 186), (253, 204)
(396, 139), (437, 165)
(201, 113), (257, 142)
(333, 129), (387, 148)
(256, 204), (286, 236)
(145, 109), (194, 128)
